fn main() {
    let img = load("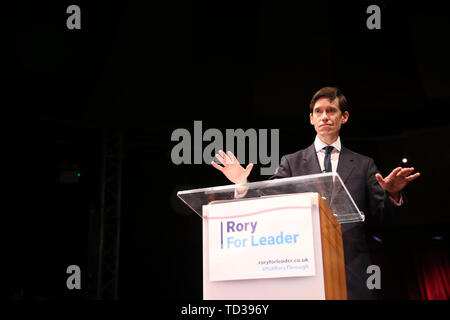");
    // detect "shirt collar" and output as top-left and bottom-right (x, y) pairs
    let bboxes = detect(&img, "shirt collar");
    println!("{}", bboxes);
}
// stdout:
(314, 136), (341, 152)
